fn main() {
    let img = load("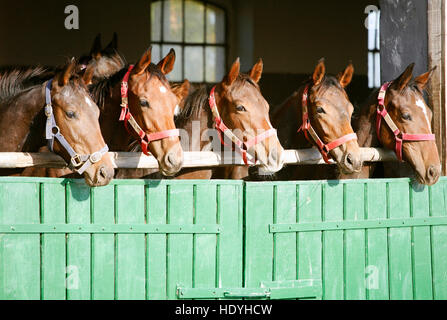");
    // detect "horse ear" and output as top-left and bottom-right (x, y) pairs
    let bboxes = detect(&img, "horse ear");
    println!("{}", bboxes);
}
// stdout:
(414, 66), (437, 91)
(337, 62), (354, 88)
(82, 61), (96, 86)
(58, 58), (77, 86)
(158, 49), (176, 75)
(173, 79), (190, 102)
(249, 58), (263, 83)
(90, 34), (102, 60)
(392, 63), (415, 91)
(105, 32), (118, 51)
(312, 58), (326, 86)
(224, 58), (240, 87)
(133, 47), (152, 75)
